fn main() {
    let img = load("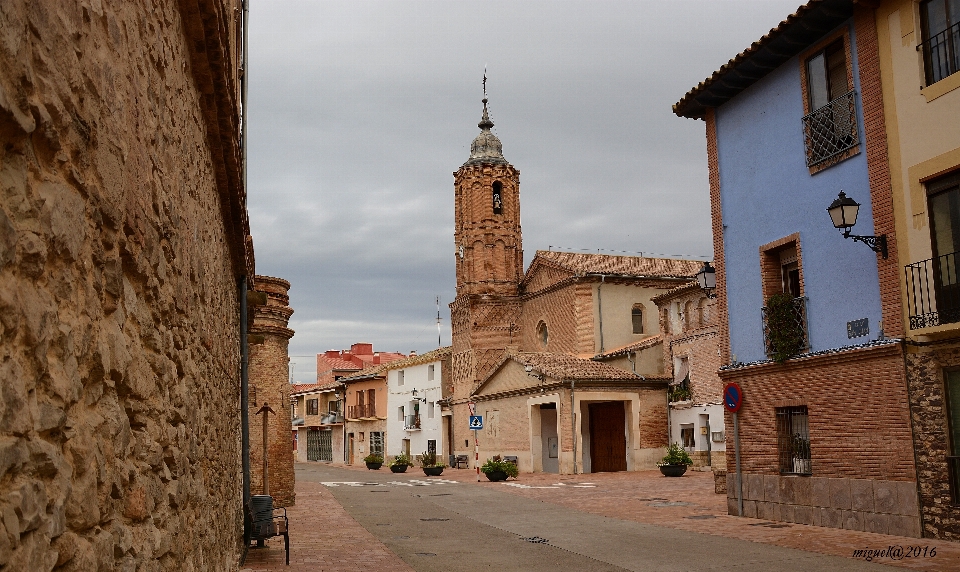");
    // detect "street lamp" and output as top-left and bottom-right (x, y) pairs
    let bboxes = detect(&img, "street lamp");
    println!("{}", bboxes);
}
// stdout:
(826, 191), (887, 258)
(410, 388), (427, 403)
(524, 364), (546, 393)
(695, 261), (716, 298)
